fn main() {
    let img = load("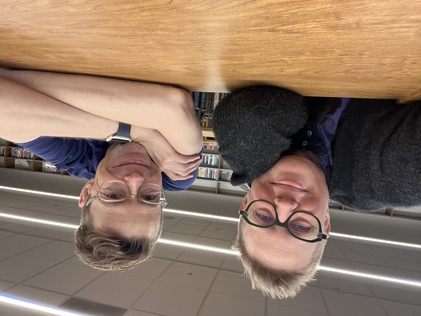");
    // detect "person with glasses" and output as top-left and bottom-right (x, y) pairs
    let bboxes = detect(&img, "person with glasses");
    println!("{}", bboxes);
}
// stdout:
(0, 68), (202, 271)
(212, 85), (421, 299)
